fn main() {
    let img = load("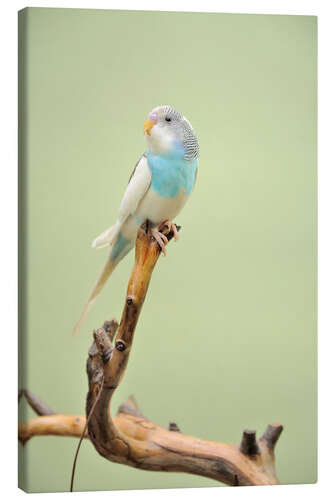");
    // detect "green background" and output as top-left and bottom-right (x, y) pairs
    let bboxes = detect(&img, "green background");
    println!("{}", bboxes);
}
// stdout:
(18, 8), (317, 493)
